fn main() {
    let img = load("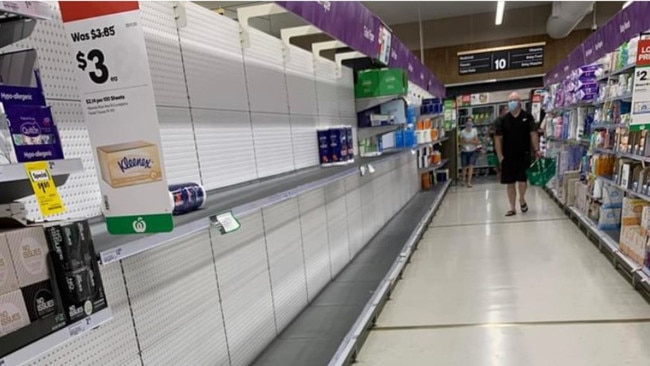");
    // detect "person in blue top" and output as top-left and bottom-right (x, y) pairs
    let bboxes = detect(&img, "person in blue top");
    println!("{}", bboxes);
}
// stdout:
(494, 92), (541, 217)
